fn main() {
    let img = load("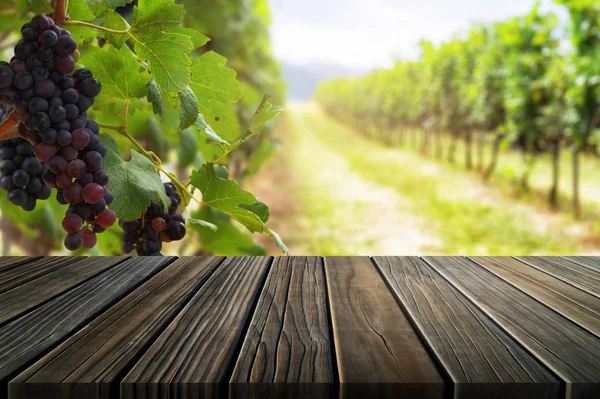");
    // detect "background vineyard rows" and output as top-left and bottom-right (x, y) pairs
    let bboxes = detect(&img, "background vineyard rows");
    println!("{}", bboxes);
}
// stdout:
(316, 0), (600, 220)
(0, 0), (287, 256)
